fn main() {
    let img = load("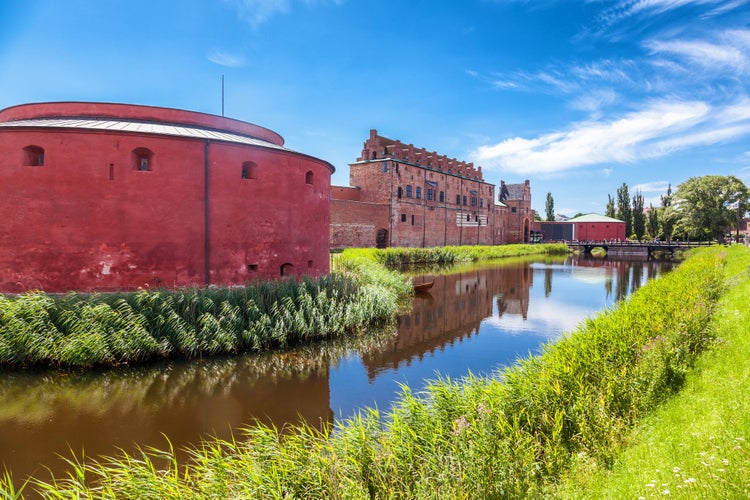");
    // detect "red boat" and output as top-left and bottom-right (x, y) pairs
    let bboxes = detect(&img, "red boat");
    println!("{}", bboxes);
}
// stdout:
(413, 280), (434, 292)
